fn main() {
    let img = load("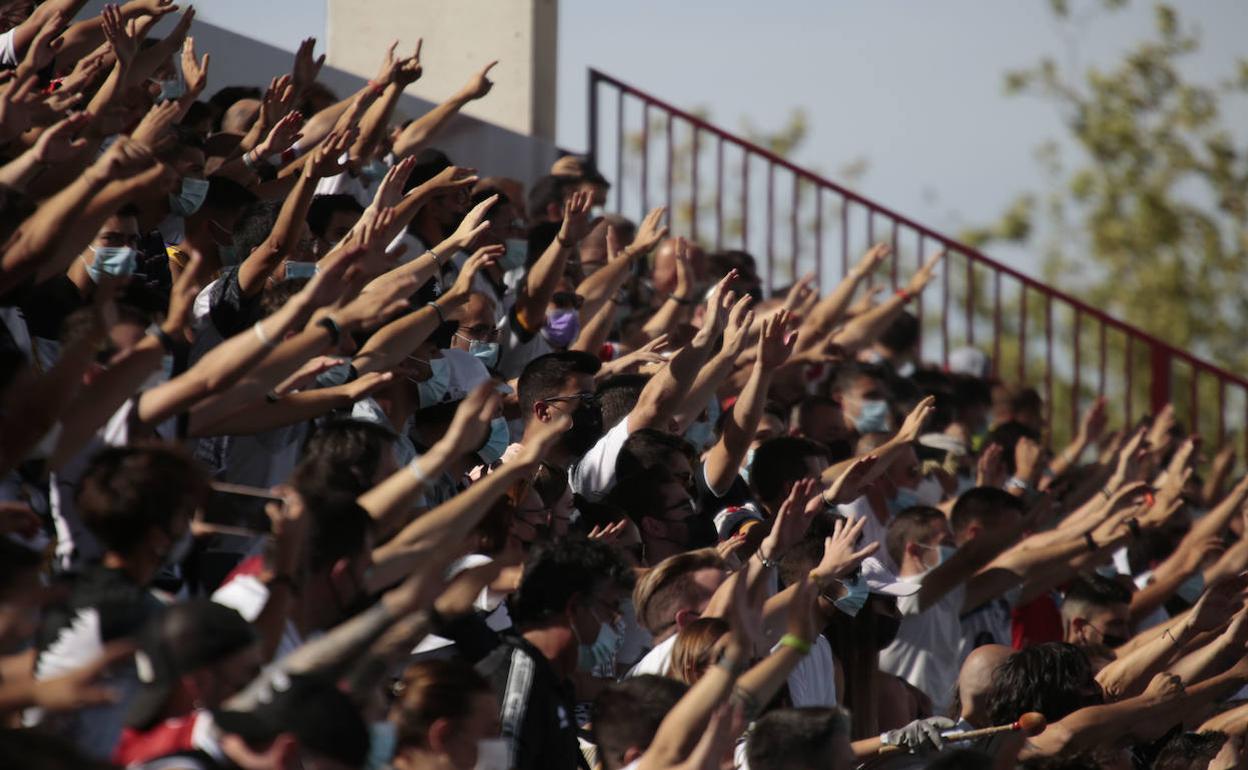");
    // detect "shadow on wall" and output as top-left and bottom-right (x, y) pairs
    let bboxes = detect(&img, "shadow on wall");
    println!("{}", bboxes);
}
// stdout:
(78, 7), (559, 186)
